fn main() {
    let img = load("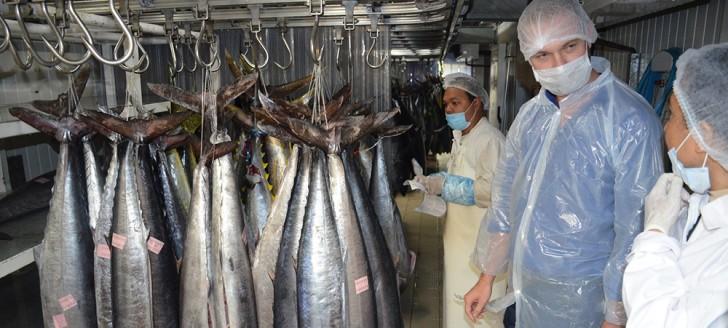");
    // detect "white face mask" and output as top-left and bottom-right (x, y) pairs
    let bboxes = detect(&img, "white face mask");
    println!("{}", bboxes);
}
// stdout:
(668, 134), (711, 194)
(532, 53), (593, 96)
